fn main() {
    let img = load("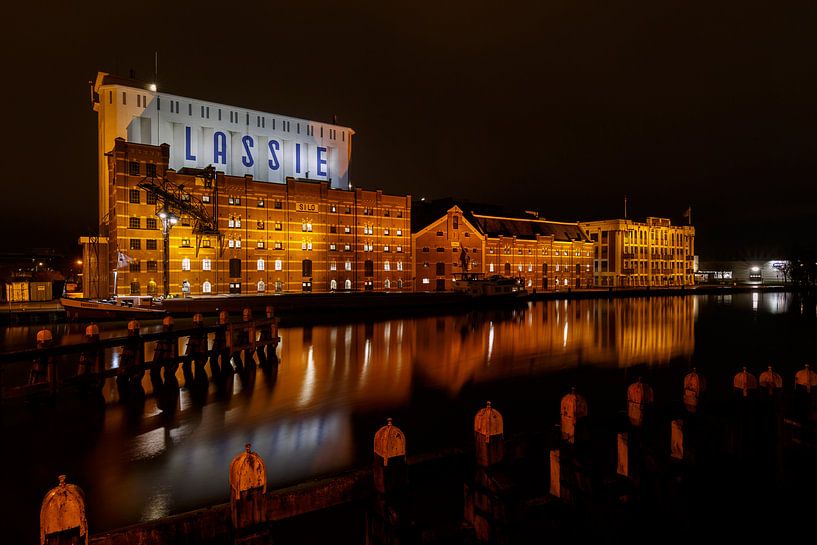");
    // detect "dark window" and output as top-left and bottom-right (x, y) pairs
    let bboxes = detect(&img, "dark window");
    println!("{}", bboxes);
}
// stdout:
(302, 259), (313, 277)
(146, 163), (157, 177)
(229, 258), (241, 278)
(436, 279), (446, 292)
(129, 262), (140, 273)
(576, 264), (581, 275)
(146, 239), (157, 250)
(146, 192), (157, 205)
(130, 239), (141, 250)
(542, 263), (548, 275)
(146, 218), (157, 230)
(436, 262), (445, 276)
(384, 210), (390, 217)
(274, 201), (282, 209)
(129, 190), (140, 204)
(422, 247), (429, 253)
(129, 162), (140, 176)
(436, 231), (444, 236)
(129, 217), (140, 229)
(146, 260), (158, 272)
(397, 211), (403, 218)
(364, 260), (374, 277)
(130, 281), (140, 294)
(436, 247), (444, 252)
(330, 225), (337, 233)
(505, 263), (511, 275)
(345, 206), (352, 214)
(453, 216), (459, 229)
